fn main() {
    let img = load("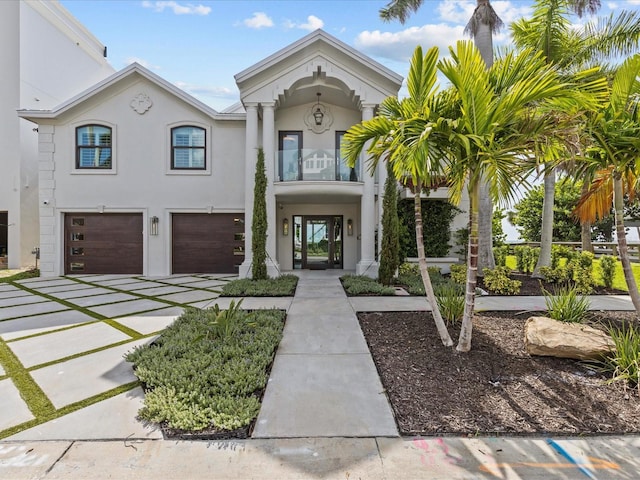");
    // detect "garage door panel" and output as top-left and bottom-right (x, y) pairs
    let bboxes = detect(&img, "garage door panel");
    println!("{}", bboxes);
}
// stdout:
(172, 213), (244, 274)
(65, 213), (143, 275)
